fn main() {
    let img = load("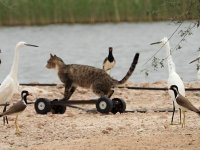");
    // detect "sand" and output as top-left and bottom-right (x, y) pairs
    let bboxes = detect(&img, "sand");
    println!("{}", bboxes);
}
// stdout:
(0, 81), (200, 150)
